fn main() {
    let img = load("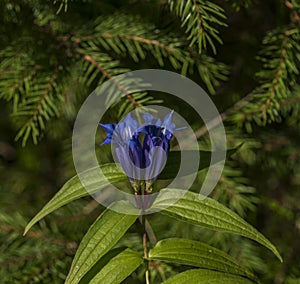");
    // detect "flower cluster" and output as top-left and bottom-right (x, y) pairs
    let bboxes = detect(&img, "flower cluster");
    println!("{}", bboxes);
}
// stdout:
(100, 111), (175, 194)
